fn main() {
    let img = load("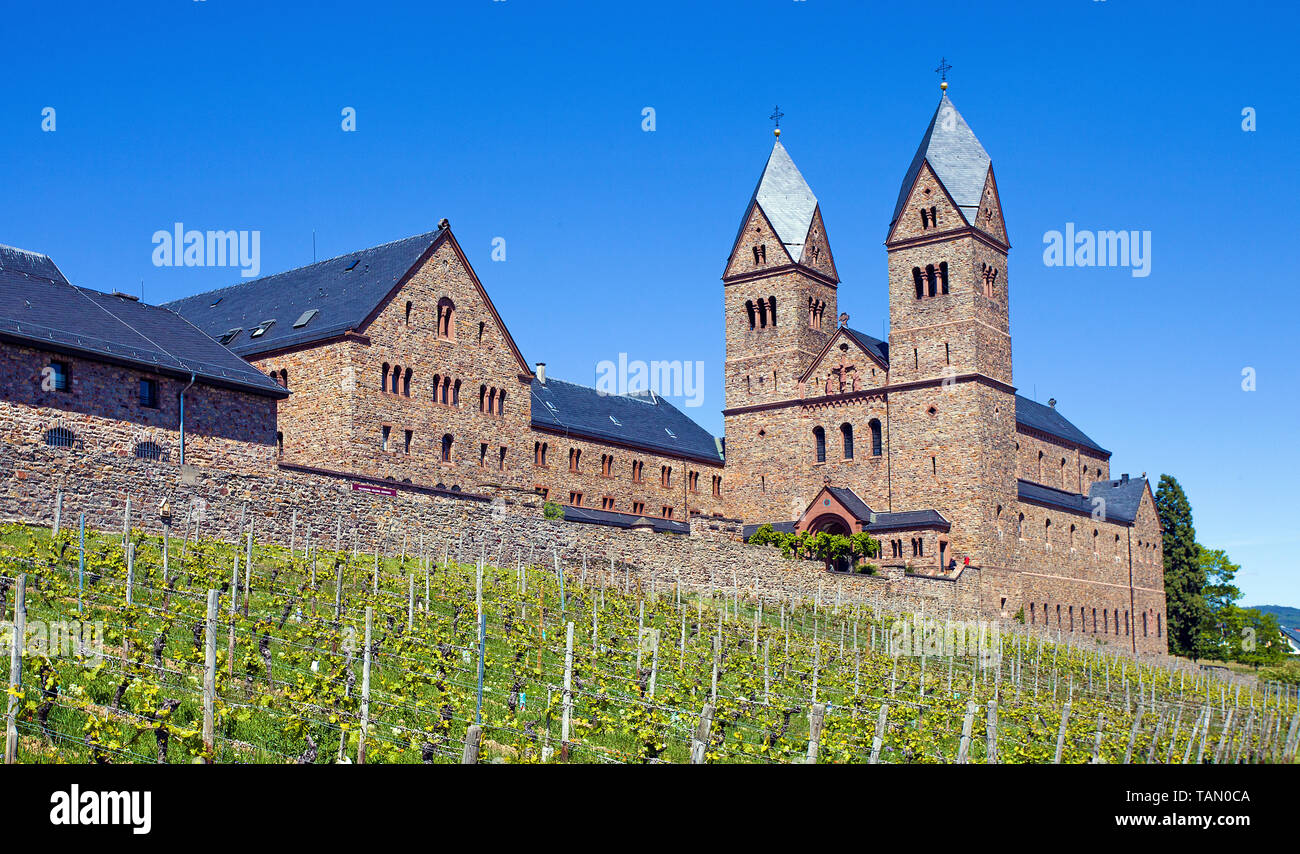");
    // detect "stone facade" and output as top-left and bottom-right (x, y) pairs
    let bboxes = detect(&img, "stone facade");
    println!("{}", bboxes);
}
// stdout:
(718, 103), (1167, 654)
(0, 343), (277, 474)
